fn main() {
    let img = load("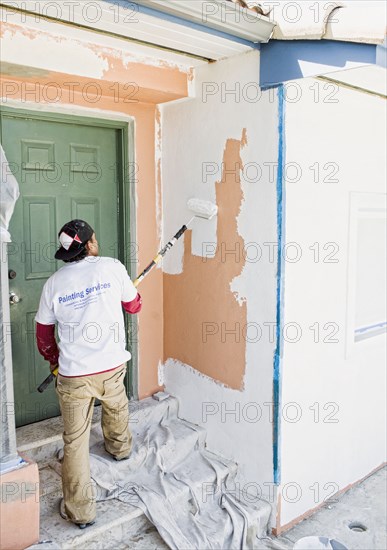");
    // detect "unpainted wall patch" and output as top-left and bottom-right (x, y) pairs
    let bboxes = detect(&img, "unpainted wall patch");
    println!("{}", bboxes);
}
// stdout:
(163, 134), (247, 390)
